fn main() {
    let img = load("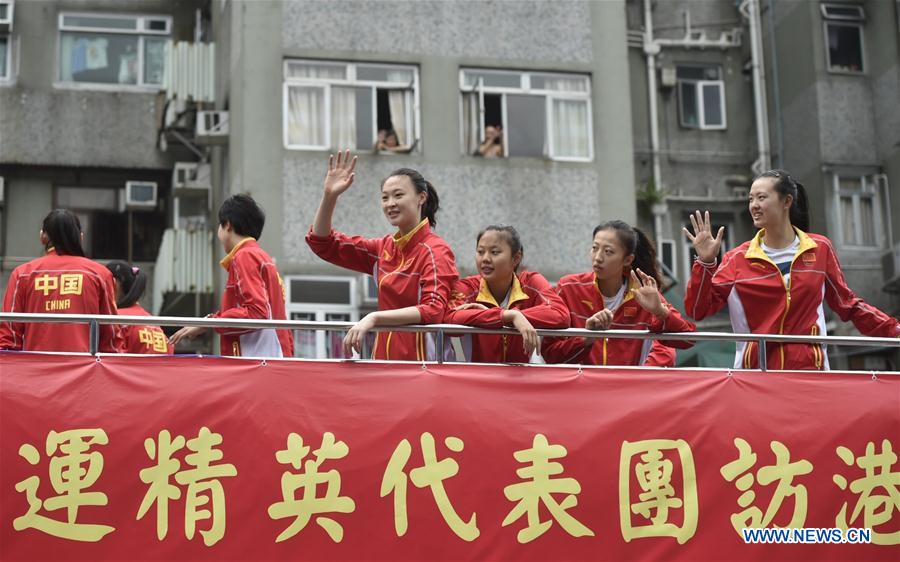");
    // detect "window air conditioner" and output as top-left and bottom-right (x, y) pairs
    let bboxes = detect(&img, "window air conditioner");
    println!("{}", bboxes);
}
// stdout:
(172, 162), (212, 194)
(125, 181), (158, 210)
(196, 110), (228, 144)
